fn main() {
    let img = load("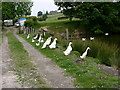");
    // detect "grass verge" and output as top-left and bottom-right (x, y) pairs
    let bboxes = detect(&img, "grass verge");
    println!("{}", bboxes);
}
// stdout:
(0, 31), (2, 45)
(7, 32), (47, 88)
(20, 33), (119, 88)
(73, 39), (120, 68)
